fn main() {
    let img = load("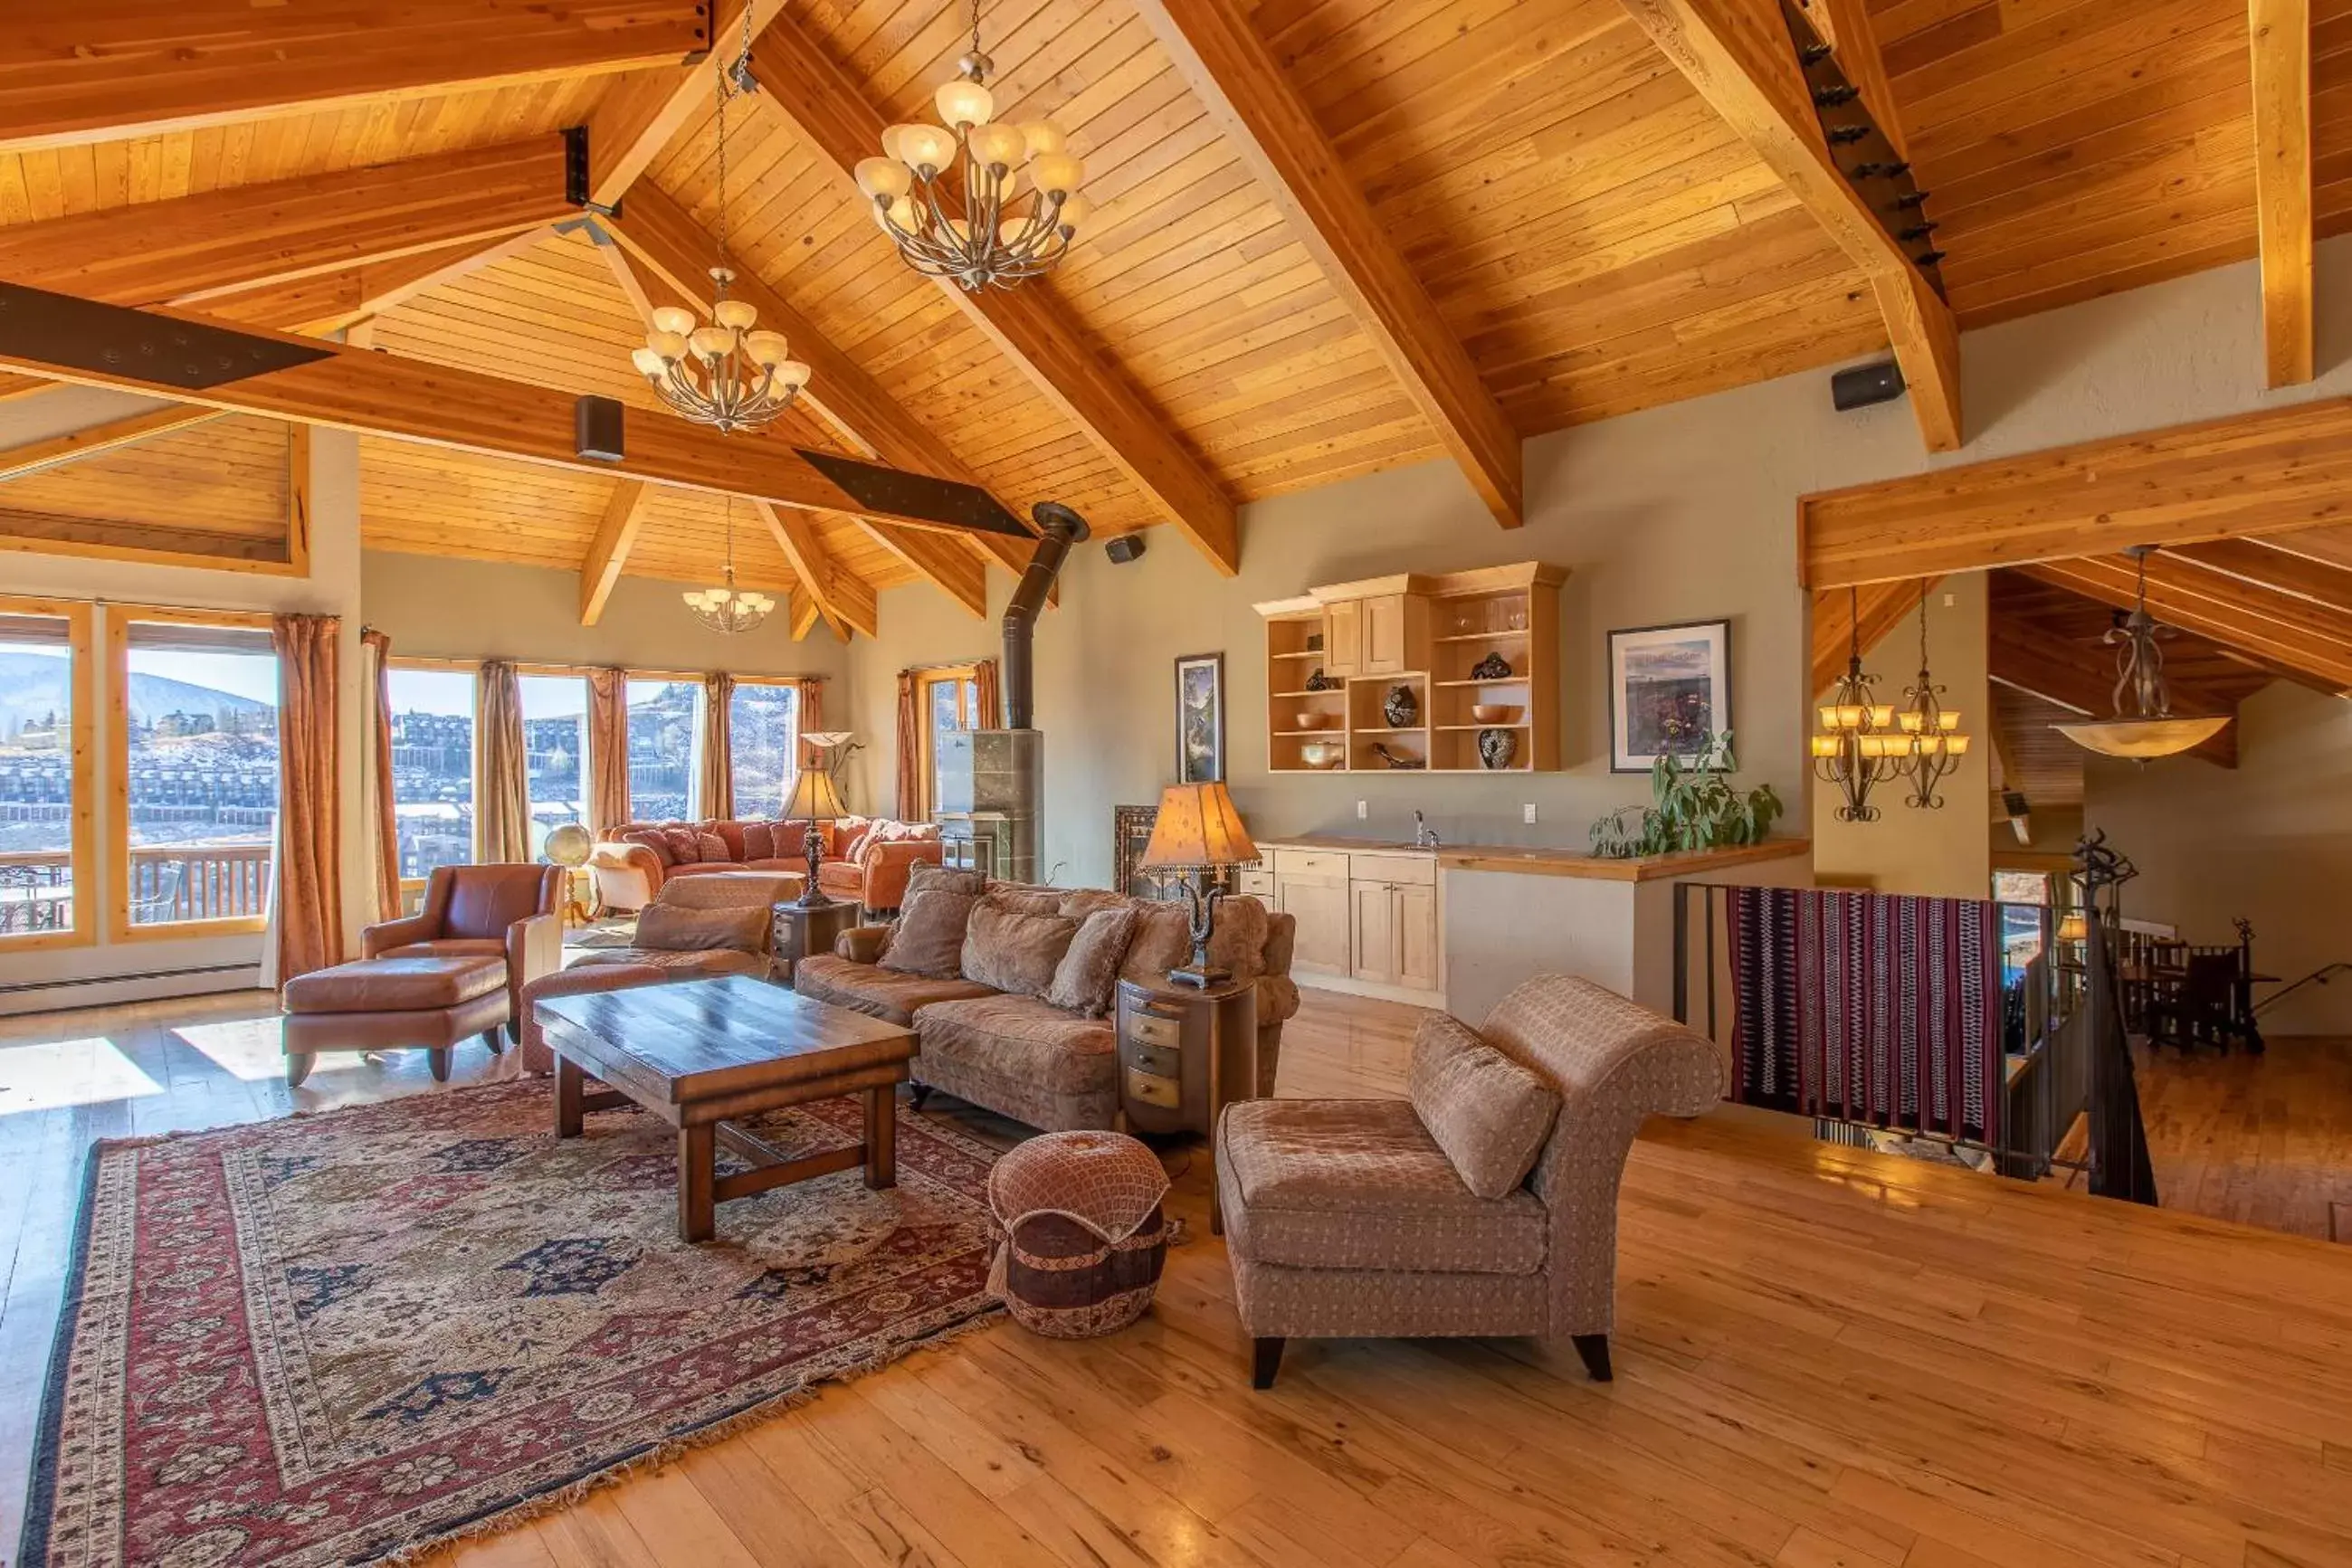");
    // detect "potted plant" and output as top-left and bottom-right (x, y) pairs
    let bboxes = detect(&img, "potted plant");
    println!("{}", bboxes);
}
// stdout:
(1588, 731), (1781, 859)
